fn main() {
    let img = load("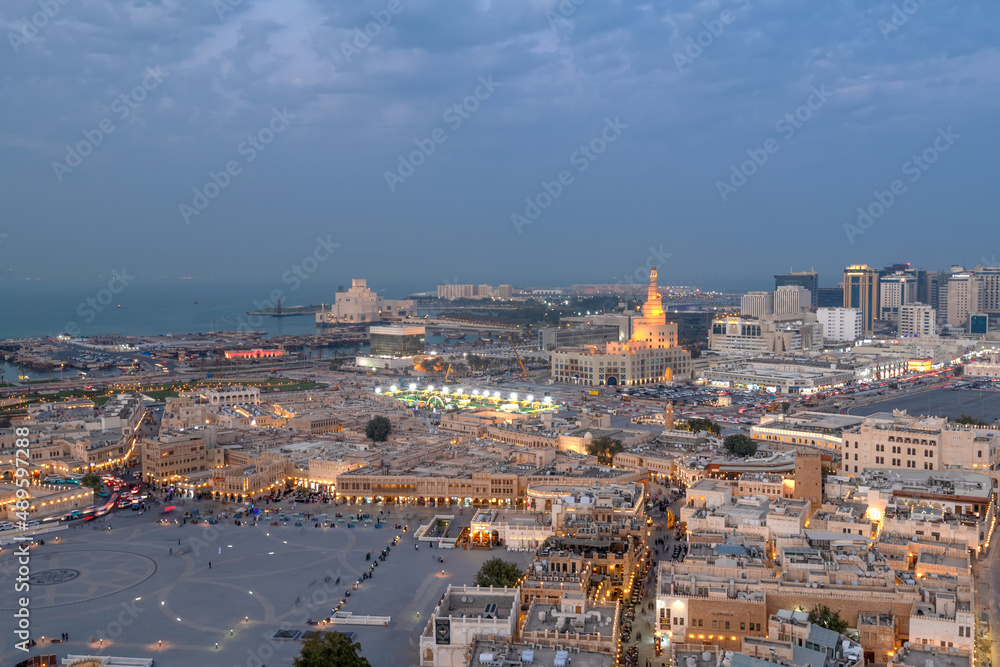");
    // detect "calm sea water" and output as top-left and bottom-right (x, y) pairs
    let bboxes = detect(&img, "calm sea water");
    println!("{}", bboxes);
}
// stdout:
(0, 280), (426, 340)
(0, 279), (453, 381)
